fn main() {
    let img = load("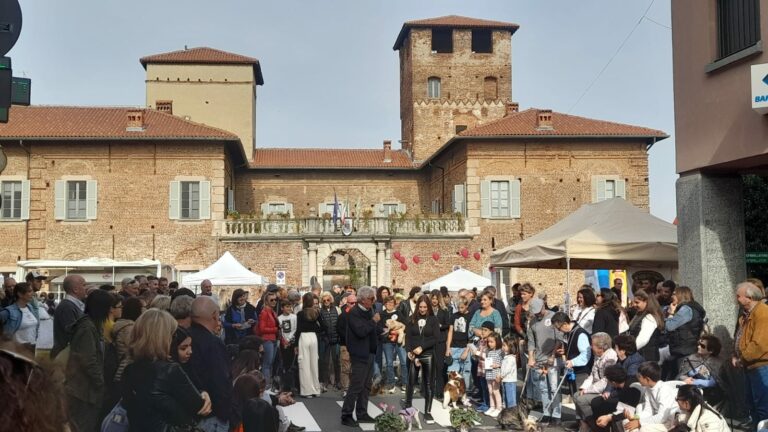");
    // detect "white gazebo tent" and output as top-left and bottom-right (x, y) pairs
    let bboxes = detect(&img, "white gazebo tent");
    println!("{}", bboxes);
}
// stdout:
(490, 198), (677, 300)
(182, 251), (264, 287)
(422, 268), (492, 291)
